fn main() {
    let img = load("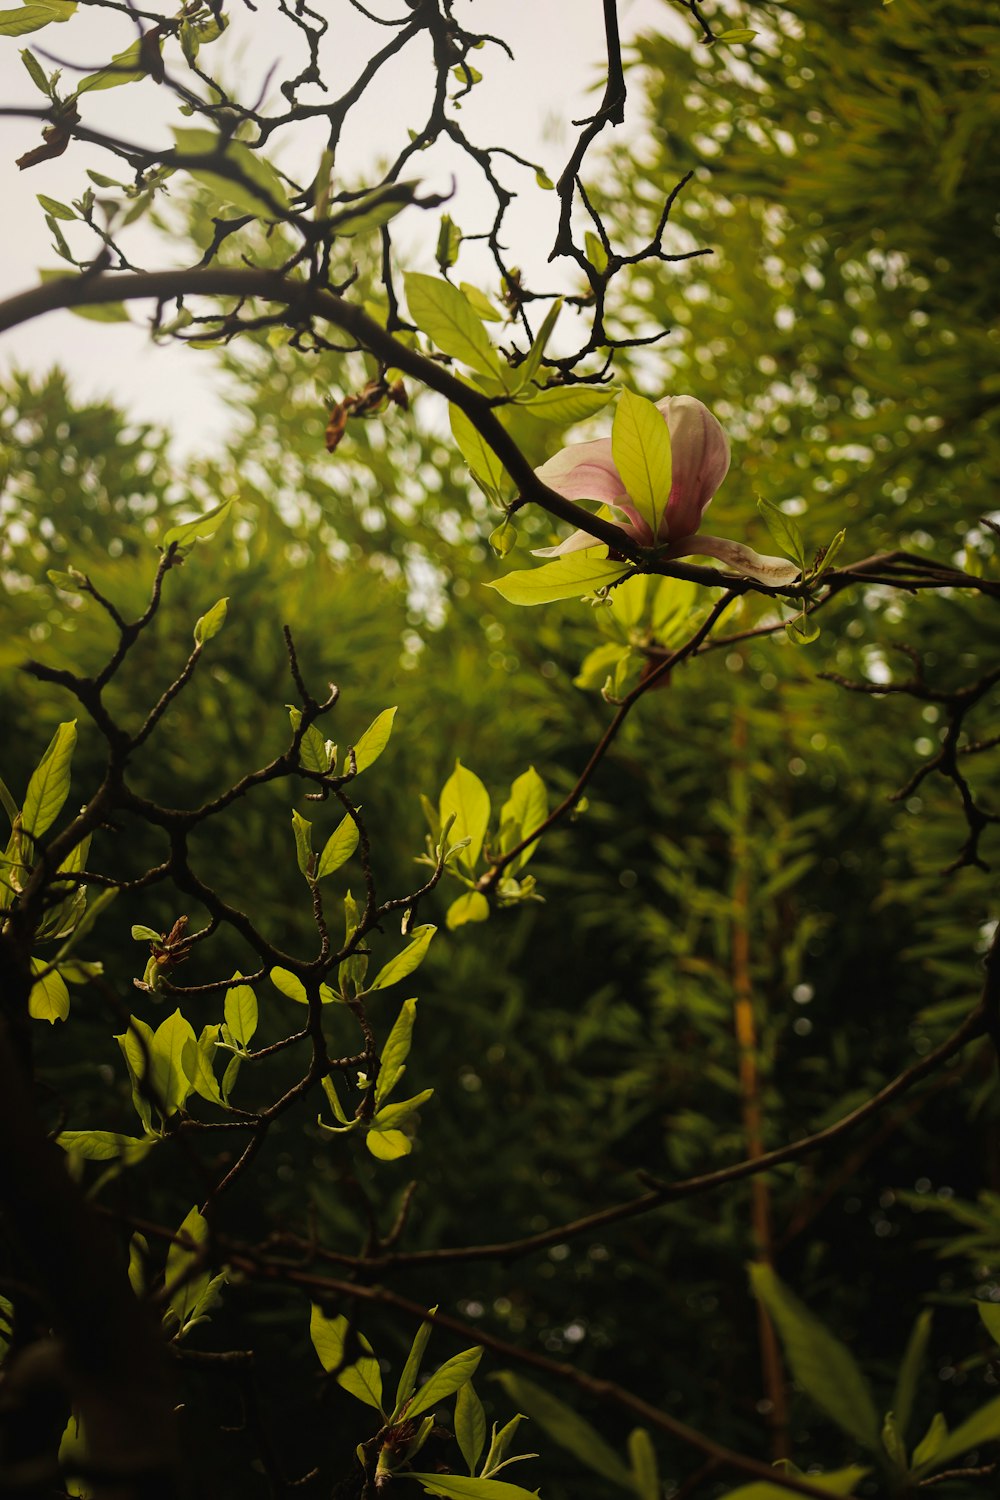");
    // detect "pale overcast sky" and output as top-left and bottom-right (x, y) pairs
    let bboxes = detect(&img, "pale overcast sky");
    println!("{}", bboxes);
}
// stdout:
(1, 1), (683, 450)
